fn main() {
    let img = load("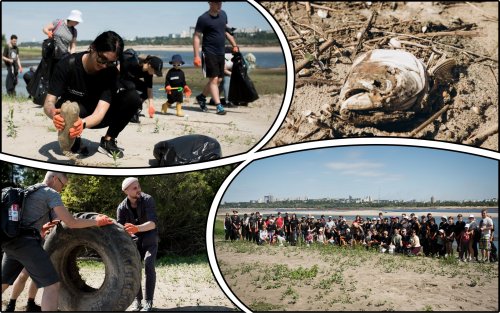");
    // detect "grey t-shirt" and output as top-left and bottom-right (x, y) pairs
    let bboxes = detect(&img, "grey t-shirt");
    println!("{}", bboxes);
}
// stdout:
(21, 184), (63, 232)
(52, 19), (77, 59)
